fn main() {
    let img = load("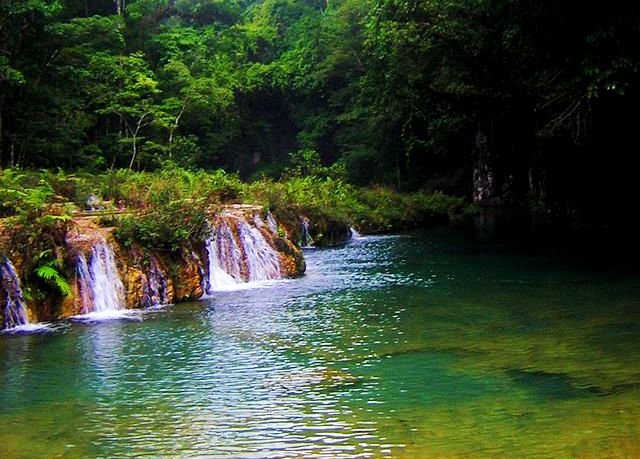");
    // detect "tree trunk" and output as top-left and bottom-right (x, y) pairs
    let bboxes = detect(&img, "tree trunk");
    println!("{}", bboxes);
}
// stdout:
(128, 111), (152, 170)
(168, 103), (186, 160)
(115, 0), (125, 15)
(129, 136), (137, 170)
